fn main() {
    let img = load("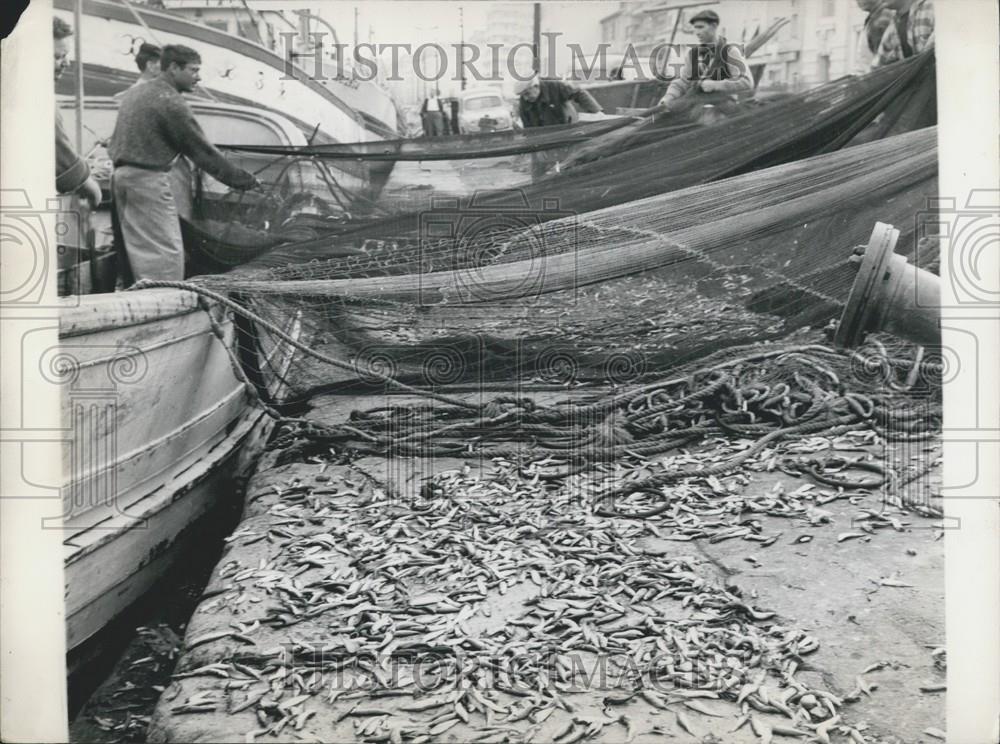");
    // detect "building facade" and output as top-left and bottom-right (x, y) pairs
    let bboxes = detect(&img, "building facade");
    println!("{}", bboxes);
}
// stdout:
(468, 2), (536, 93)
(161, 0), (296, 51)
(598, 0), (874, 91)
